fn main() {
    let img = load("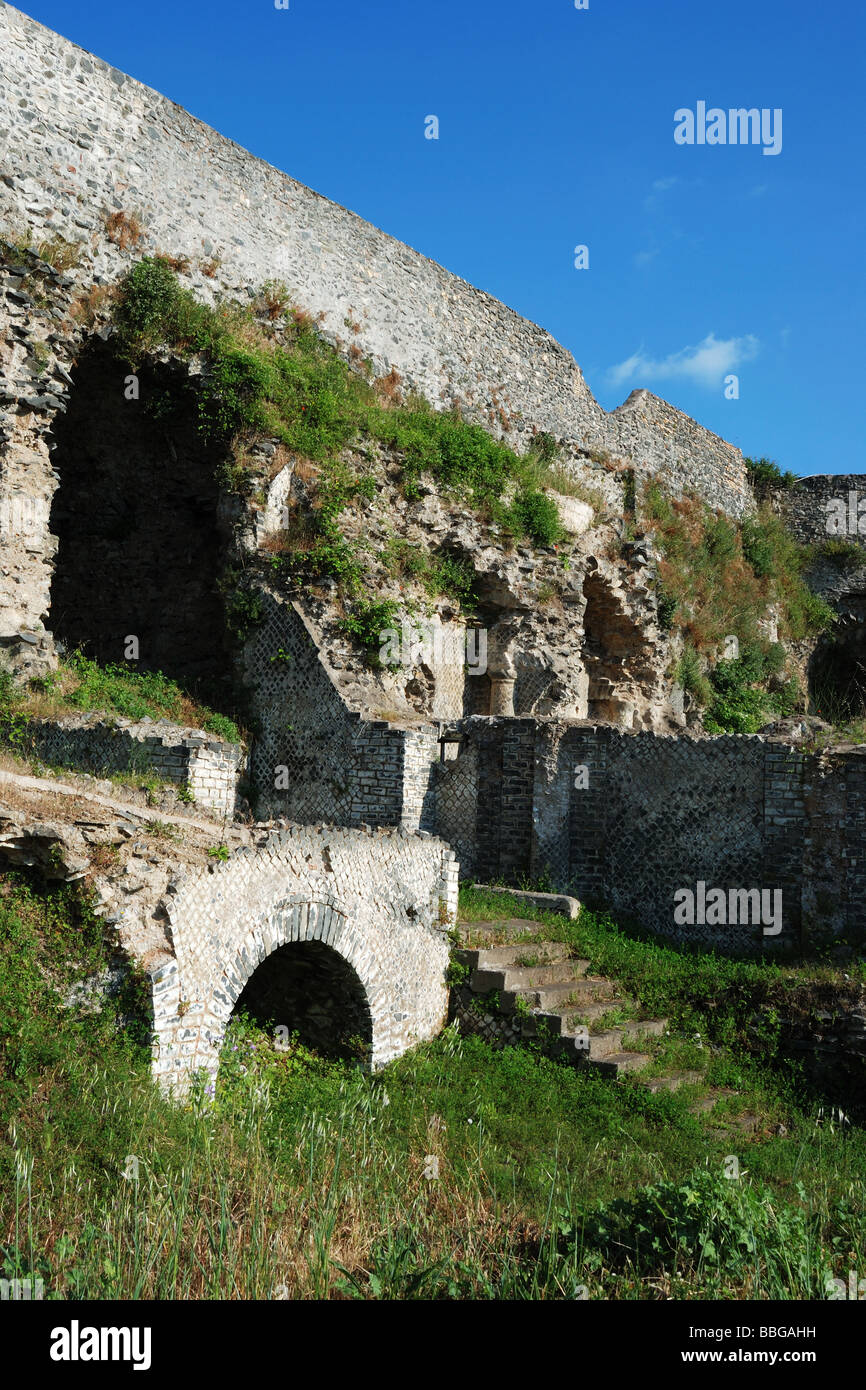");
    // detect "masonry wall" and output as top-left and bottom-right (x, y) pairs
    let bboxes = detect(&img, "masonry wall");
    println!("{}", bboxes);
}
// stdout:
(765, 474), (866, 601)
(244, 592), (439, 828)
(769, 475), (866, 549)
(0, 1), (750, 519)
(4, 712), (245, 818)
(441, 718), (866, 952)
(152, 823), (458, 1088)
